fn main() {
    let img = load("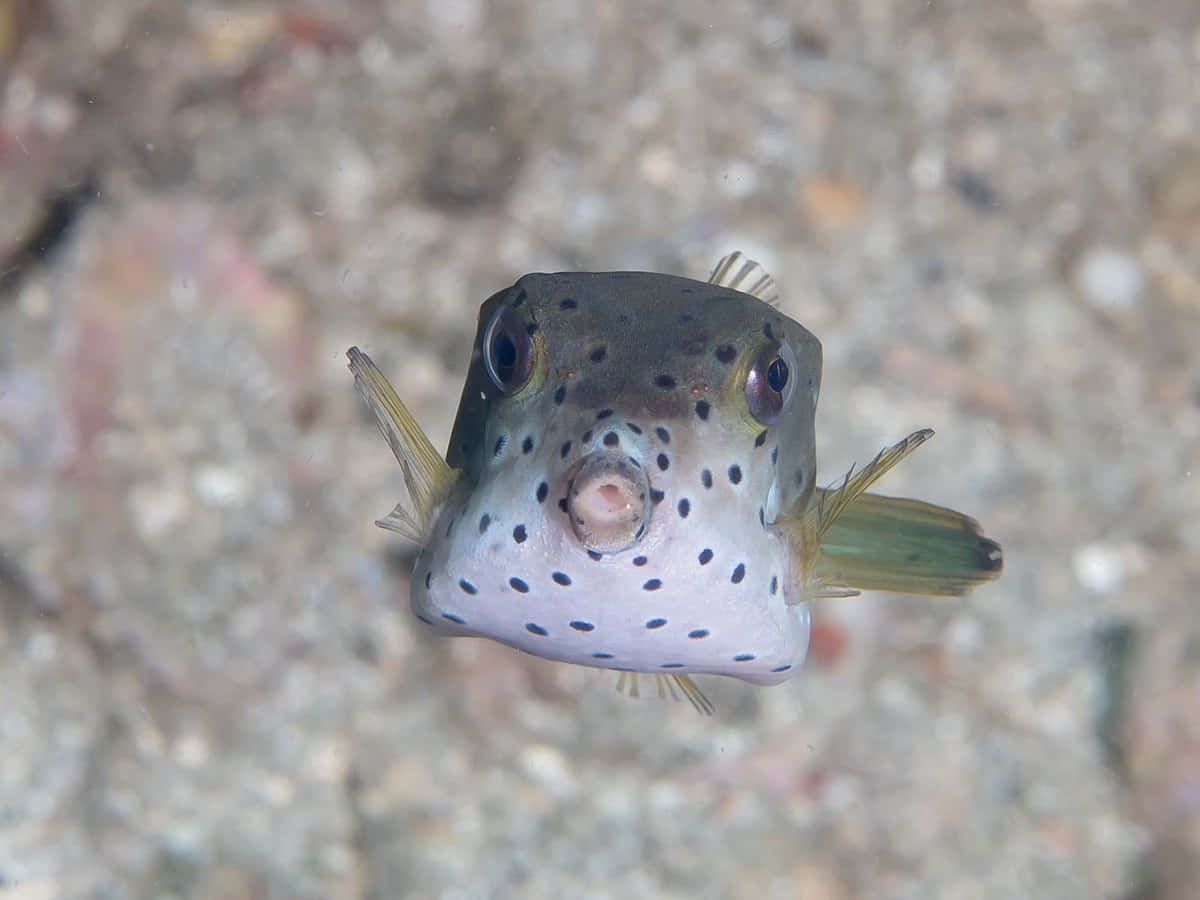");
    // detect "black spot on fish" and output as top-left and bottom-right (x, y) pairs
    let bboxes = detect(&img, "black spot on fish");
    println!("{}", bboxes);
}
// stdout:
(603, 431), (619, 447)
(559, 297), (578, 310)
(493, 435), (507, 457)
(596, 408), (613, 420)
(770, 664), (792, 672)
(643, 580), (663, 592)
(589, 346), (608, 363)
(522, 436), (534, 454)
(755, 430), (767, 448)
(587, 549), (603, 561)
(626, 422), (643, 435)
(771, 446), (778, 465)
(558, 497), (568, 513)
(570, 620), (594, 631)
(794, 468), (805, 488)
(688, 629), (710, 639)
(659, 662), (684, 668)
(650, 488), (665, 505)
(728, 464), (742, 485)
(677, 498), (690, 519)
(554, 385), (566, 405)
(698, 548), (713, 565)
(592, 651), (614, 659)
(701, 469), (713, 489)
(633, 555), (648, 567)
(582, 429), (593, 444)
(536, 482), (549, 503)
(478, 514), (491, 534)
(513, 524), (527, 543)
(656, 453), (669, 471)
(526, 622), (548, 636)
(655, 426), (671, 444)
(443, 612), (466, 624)
(654, 374), (677, 389)
(560, 440), (572, 458)
(510, 577), (530, 593)
(733, 653), (756, 662)
(634, 523), (645, 539)
(770, 575), (778, 594)
(552, 571), (572, 586)
(645, 616), (667, 627)
(695, 400), (710, 421)
(424, 571), (432, 589)
(758, 507), (765, 526)
(459, 579), (477, 595)
(715, 344), (737, 364)
(731, 563), (746, 584)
